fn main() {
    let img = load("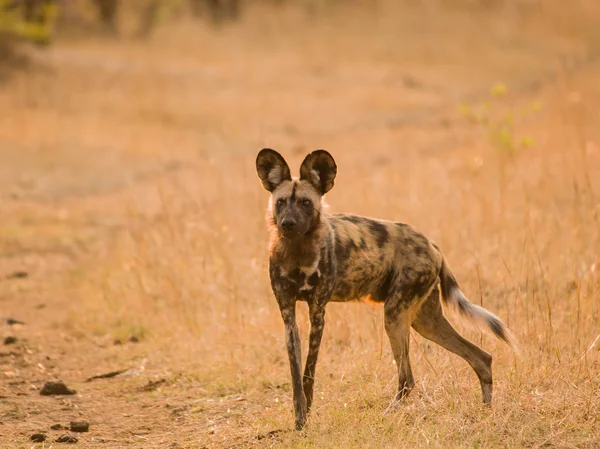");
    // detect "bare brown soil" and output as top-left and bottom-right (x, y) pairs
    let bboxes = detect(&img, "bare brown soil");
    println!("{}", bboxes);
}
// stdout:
(1, 3), (600, 448)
